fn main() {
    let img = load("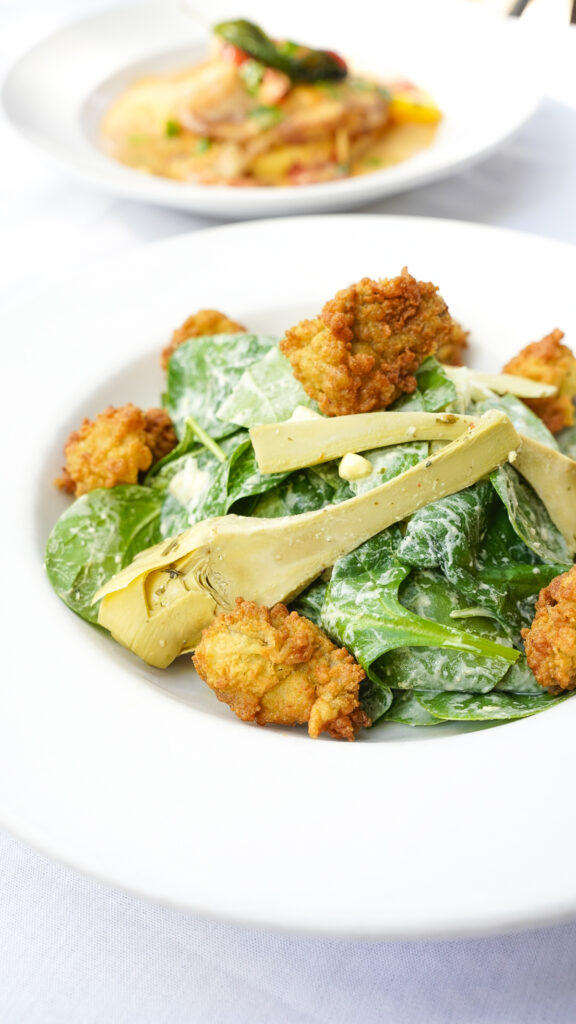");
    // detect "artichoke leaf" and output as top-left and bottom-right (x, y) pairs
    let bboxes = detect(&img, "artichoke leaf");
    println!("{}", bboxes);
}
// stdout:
(513, 435), (576, 553)
(442, 366), (558, 400)
(250, 411), (478, 474)
(96, 411), (519, 668)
